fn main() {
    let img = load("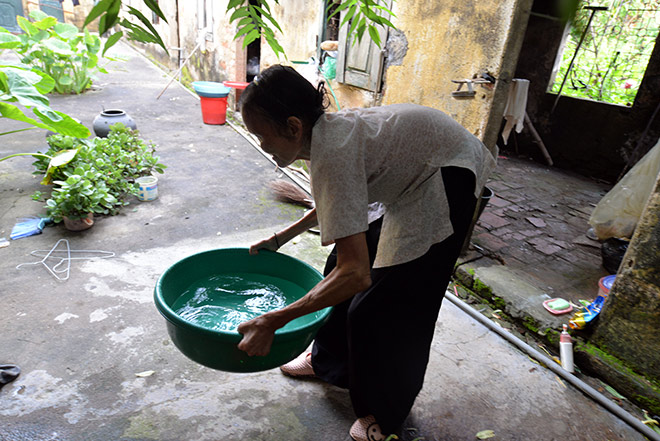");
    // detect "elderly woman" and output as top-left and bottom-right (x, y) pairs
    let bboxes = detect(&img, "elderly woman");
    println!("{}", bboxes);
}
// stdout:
(236, 65), (495, 441)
